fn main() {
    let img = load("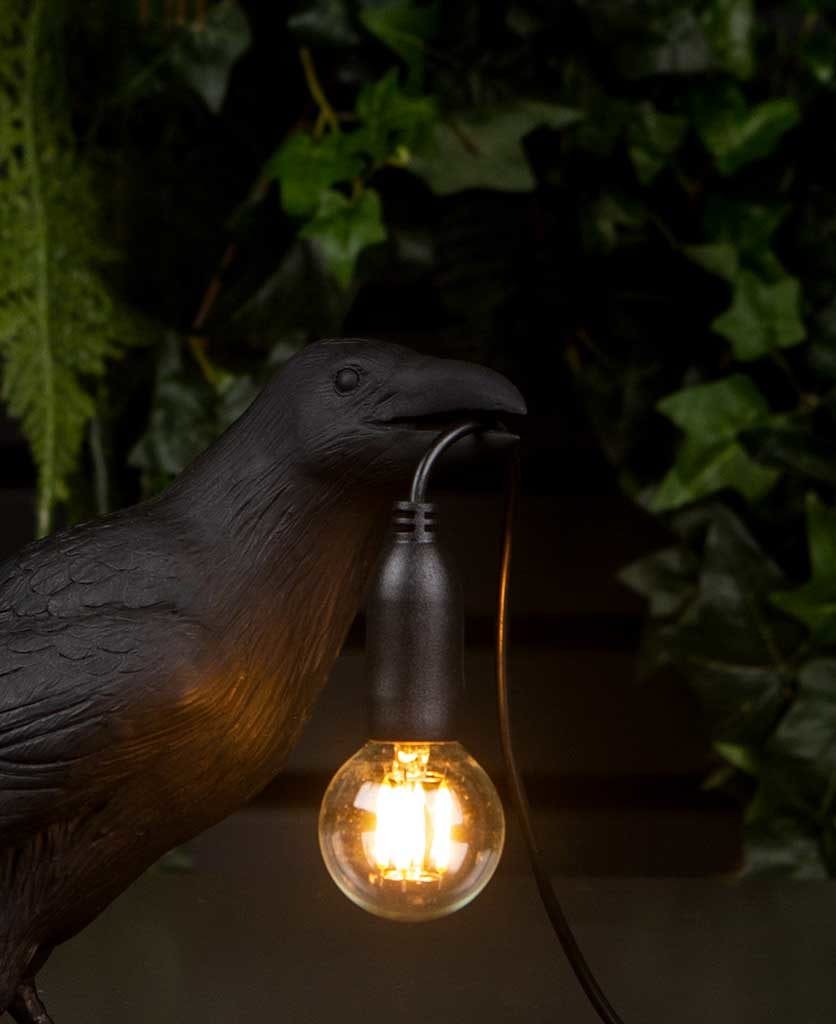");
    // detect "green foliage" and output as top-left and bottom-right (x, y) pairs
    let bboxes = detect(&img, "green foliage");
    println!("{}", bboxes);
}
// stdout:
(681, 197), (805, 359)
(300, 189), (387, 289)
(713, 272), (806, 360)
(702, 0), (755, 79)
(543, 0), (836, 874)
(130, 334), (289, 493)
(268, 133), (365, 219)
(354, 69), (437, 162)
(628, 103), (688, 185)
(633, 506), (797, 742)
(773, 495), (836, 644)
(0, 0), (141, 535)
(743, 657), (836, 877)
(653, 377), (778, 510)
(411, 101), (582, 194)
(359, 0), (438, 86)
(168, 0), (251, 113)
(692, 83), (800, 175)
(265, 67), (435, 286)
